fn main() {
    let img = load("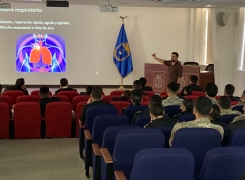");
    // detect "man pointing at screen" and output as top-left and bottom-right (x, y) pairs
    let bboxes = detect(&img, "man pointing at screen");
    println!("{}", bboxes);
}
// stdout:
(152, 52), (183, 84)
